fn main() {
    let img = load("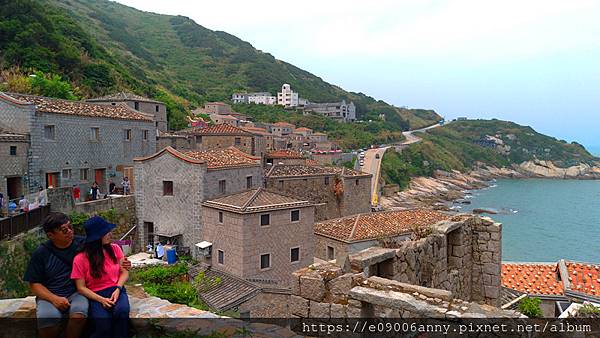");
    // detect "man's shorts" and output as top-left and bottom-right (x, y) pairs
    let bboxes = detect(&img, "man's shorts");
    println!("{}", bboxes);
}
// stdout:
(36, 292), (89, 329)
